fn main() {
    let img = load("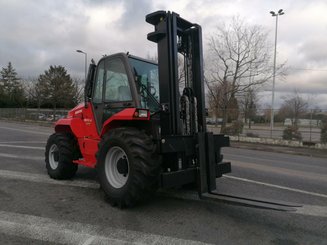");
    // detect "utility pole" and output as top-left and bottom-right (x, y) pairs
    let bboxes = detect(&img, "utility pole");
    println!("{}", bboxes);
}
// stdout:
(76, 50), (87, 82)
(269, 9), (284, 137)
